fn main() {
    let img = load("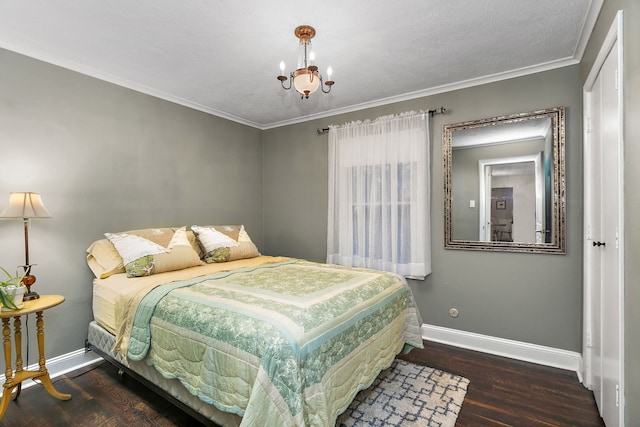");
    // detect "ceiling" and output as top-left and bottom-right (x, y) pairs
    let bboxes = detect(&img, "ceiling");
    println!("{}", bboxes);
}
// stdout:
(0, 1), (602, 129)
